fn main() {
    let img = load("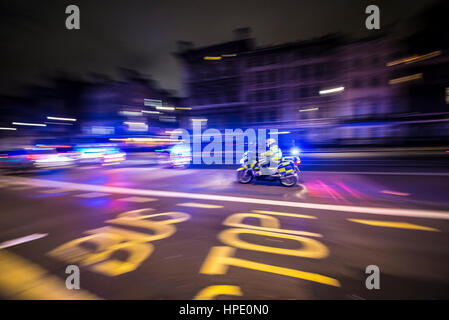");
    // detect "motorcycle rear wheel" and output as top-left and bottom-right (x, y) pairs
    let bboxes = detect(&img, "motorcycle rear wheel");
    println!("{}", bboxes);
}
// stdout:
(280, 174), (298, 187)
(237, 169), (253, 184)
